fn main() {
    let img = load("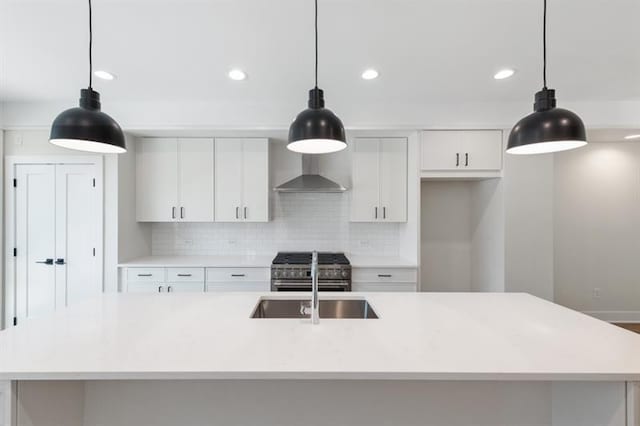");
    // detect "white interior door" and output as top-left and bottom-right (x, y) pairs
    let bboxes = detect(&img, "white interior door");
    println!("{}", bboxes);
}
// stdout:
(15, 165), (56, 319)
(241, 139), (269, 222)
(379, 138), (407, 222)
(136, 138), (179, 221)
(55, 165), (101, 307)
(214, 139), (243, 222)
(350, 139), (380, 222)
(178, 138), (214, 222)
